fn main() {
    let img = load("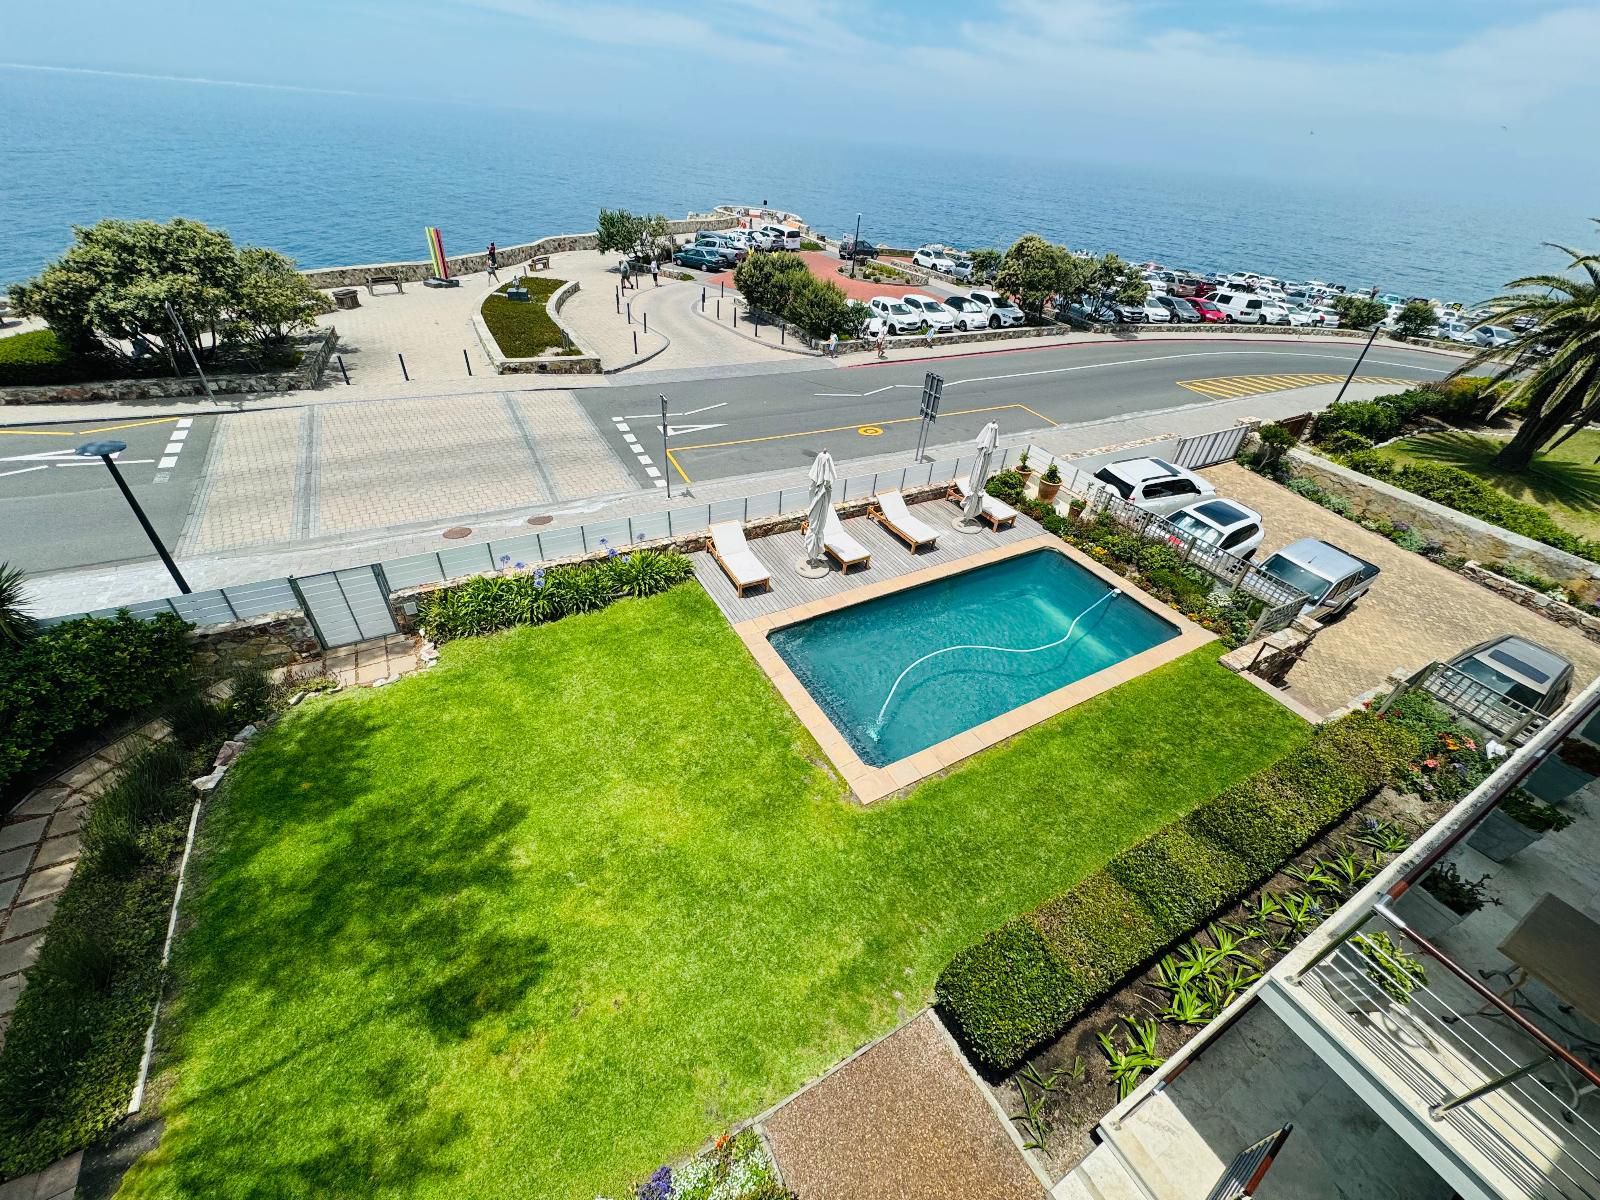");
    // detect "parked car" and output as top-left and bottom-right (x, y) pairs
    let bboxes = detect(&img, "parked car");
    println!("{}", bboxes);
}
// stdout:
(868, 297), (922, 334)
(968, 290), (1025, 327)
(673, 246), (726, 271)
(1211, 291), (1287, 325)
(1446, 635), (1574, 717)
(1474, 325), (1516, 347)
(913, 247), (957, 274)
(946, 257), (974, 281)
(838, 236), (879, 261)
(1164, 498), (1265, 558)
(1257, 538), (1380, 619)
(754, 224), (800, 251)
(1155, 295), (1201, 323)
(1279, 305), (1320, 327)
(1137, 297), (1172, 322)
(1091, 457), (1217, 515)
(900, 293), (958, 332)
(695, 236), (746, 264)
(943, 295), (992, 331)
(846, 299), (886, 339)
(1187, 297), (1226, 323)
